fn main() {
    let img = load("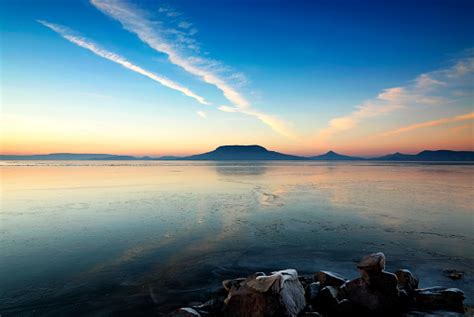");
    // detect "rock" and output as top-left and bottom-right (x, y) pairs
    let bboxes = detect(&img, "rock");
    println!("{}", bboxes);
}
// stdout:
(335, 299), (369, 315)
(192, 298), (225, 315)
(395, 269), (419, 296)
(414, 287), (464, 312)
(168, 307), (201, 317)
(357, 252), (386, 276)
(368, 271), (399, 297)
(304, 282), (320, 303)
(405, 310), (465, 316)
(298, 275), (314, 287)
(316, 286), (339, 312)
(339, 273), (399, 313)
(299, 312), (322, 317)
(443, 269), (464, 280)
(224, 269), (306, 317)
(223, 278), (246, 292)
(314, 271), (346, 288)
